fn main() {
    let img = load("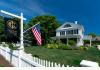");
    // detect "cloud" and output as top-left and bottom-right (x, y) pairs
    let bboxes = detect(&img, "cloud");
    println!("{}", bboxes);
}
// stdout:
(18, 0), (45, 15)
(0, 0), (46, 17)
